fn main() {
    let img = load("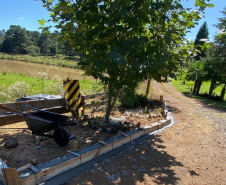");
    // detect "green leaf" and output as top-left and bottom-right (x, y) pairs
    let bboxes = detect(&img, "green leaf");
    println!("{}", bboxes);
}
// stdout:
(108, 46), (123, 61)
(38, 19), (46, 27)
